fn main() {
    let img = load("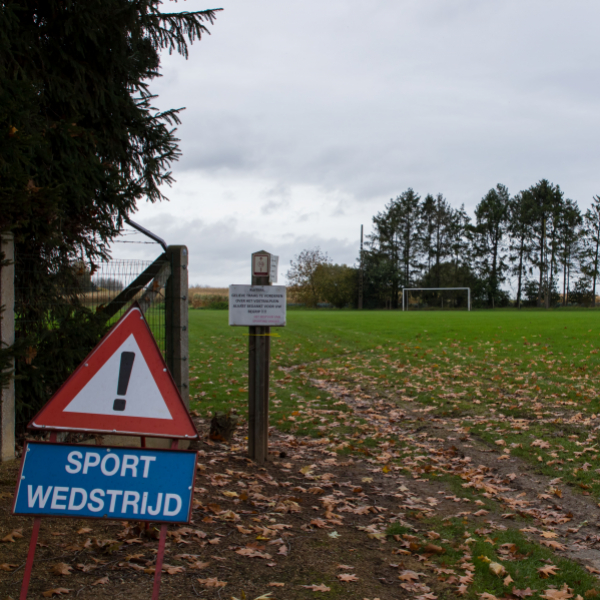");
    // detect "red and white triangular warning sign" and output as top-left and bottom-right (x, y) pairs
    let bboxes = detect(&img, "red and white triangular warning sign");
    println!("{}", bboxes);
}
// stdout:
(29, 304), (198, 439)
